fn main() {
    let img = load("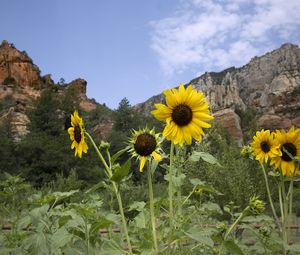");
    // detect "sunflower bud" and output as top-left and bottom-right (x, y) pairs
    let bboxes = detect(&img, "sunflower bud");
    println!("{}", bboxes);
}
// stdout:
(240, 145), (253, 159)
(248, 196), (265, 215)
(99, 141), (110, 150)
